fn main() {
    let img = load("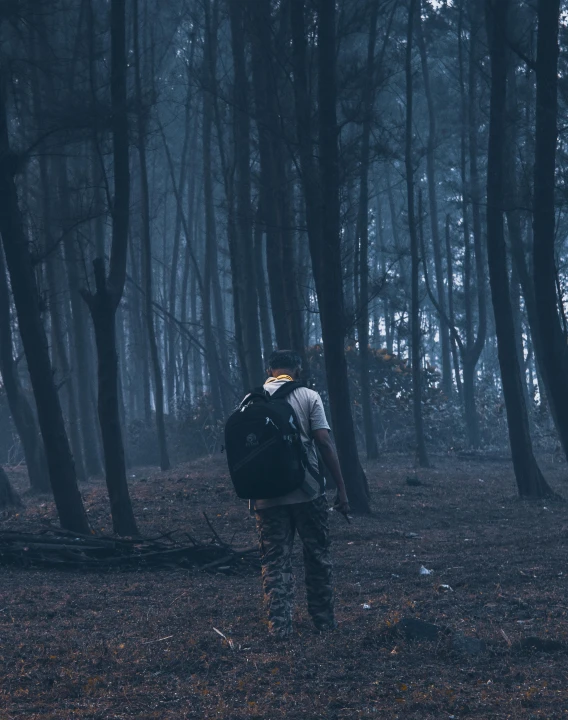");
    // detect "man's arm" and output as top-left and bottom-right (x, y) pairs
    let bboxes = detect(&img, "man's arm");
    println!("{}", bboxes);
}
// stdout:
(313, 429), (350, 514)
